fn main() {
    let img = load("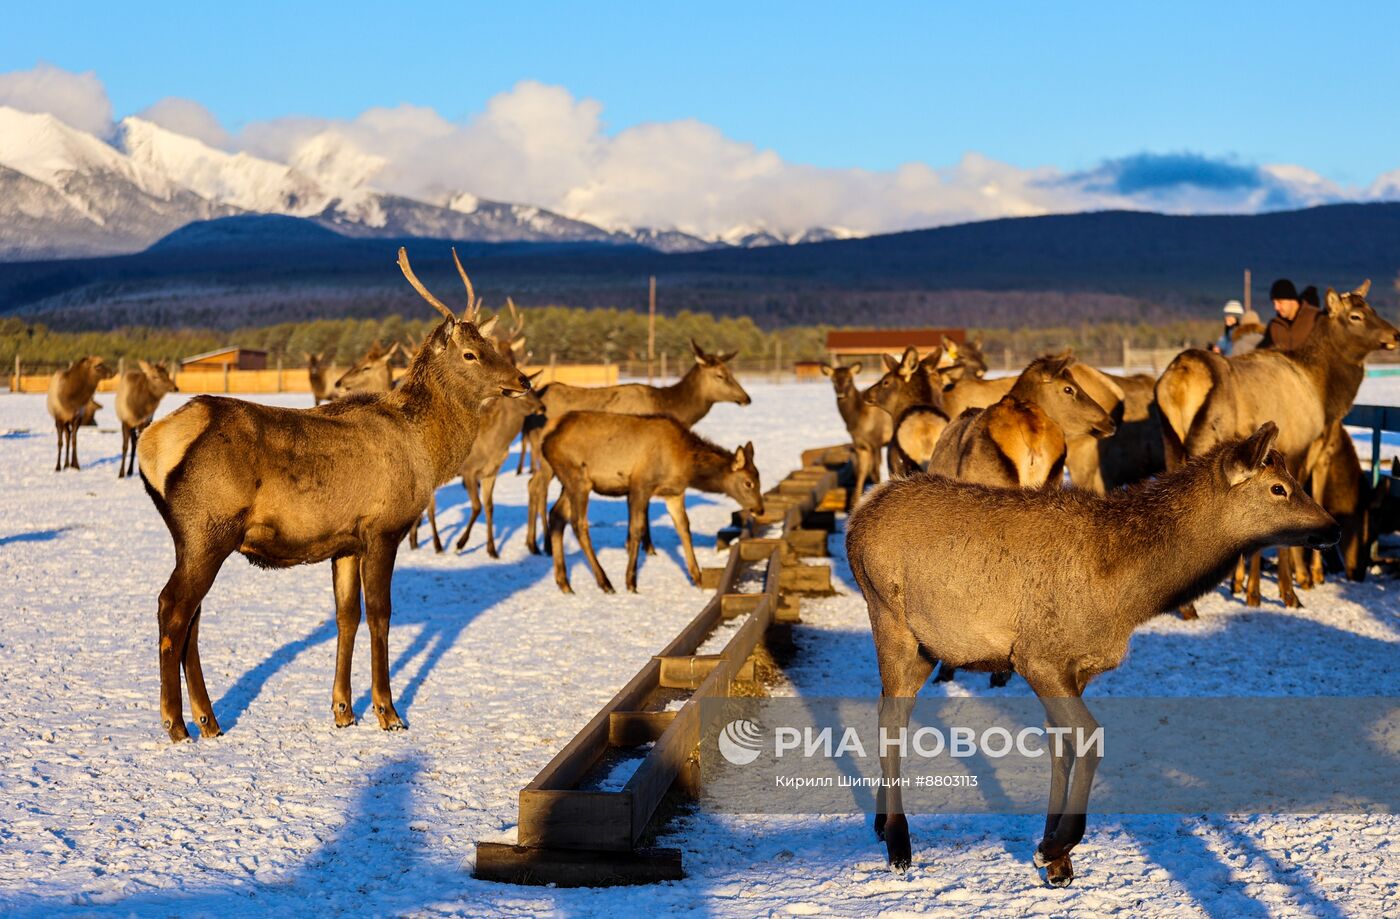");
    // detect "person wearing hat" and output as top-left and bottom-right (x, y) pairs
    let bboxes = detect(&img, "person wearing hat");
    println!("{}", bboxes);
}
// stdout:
(1231, 307), (1266, 354)
(1262, 278), (1321, 351)
(1217, 299), (1244, 355)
